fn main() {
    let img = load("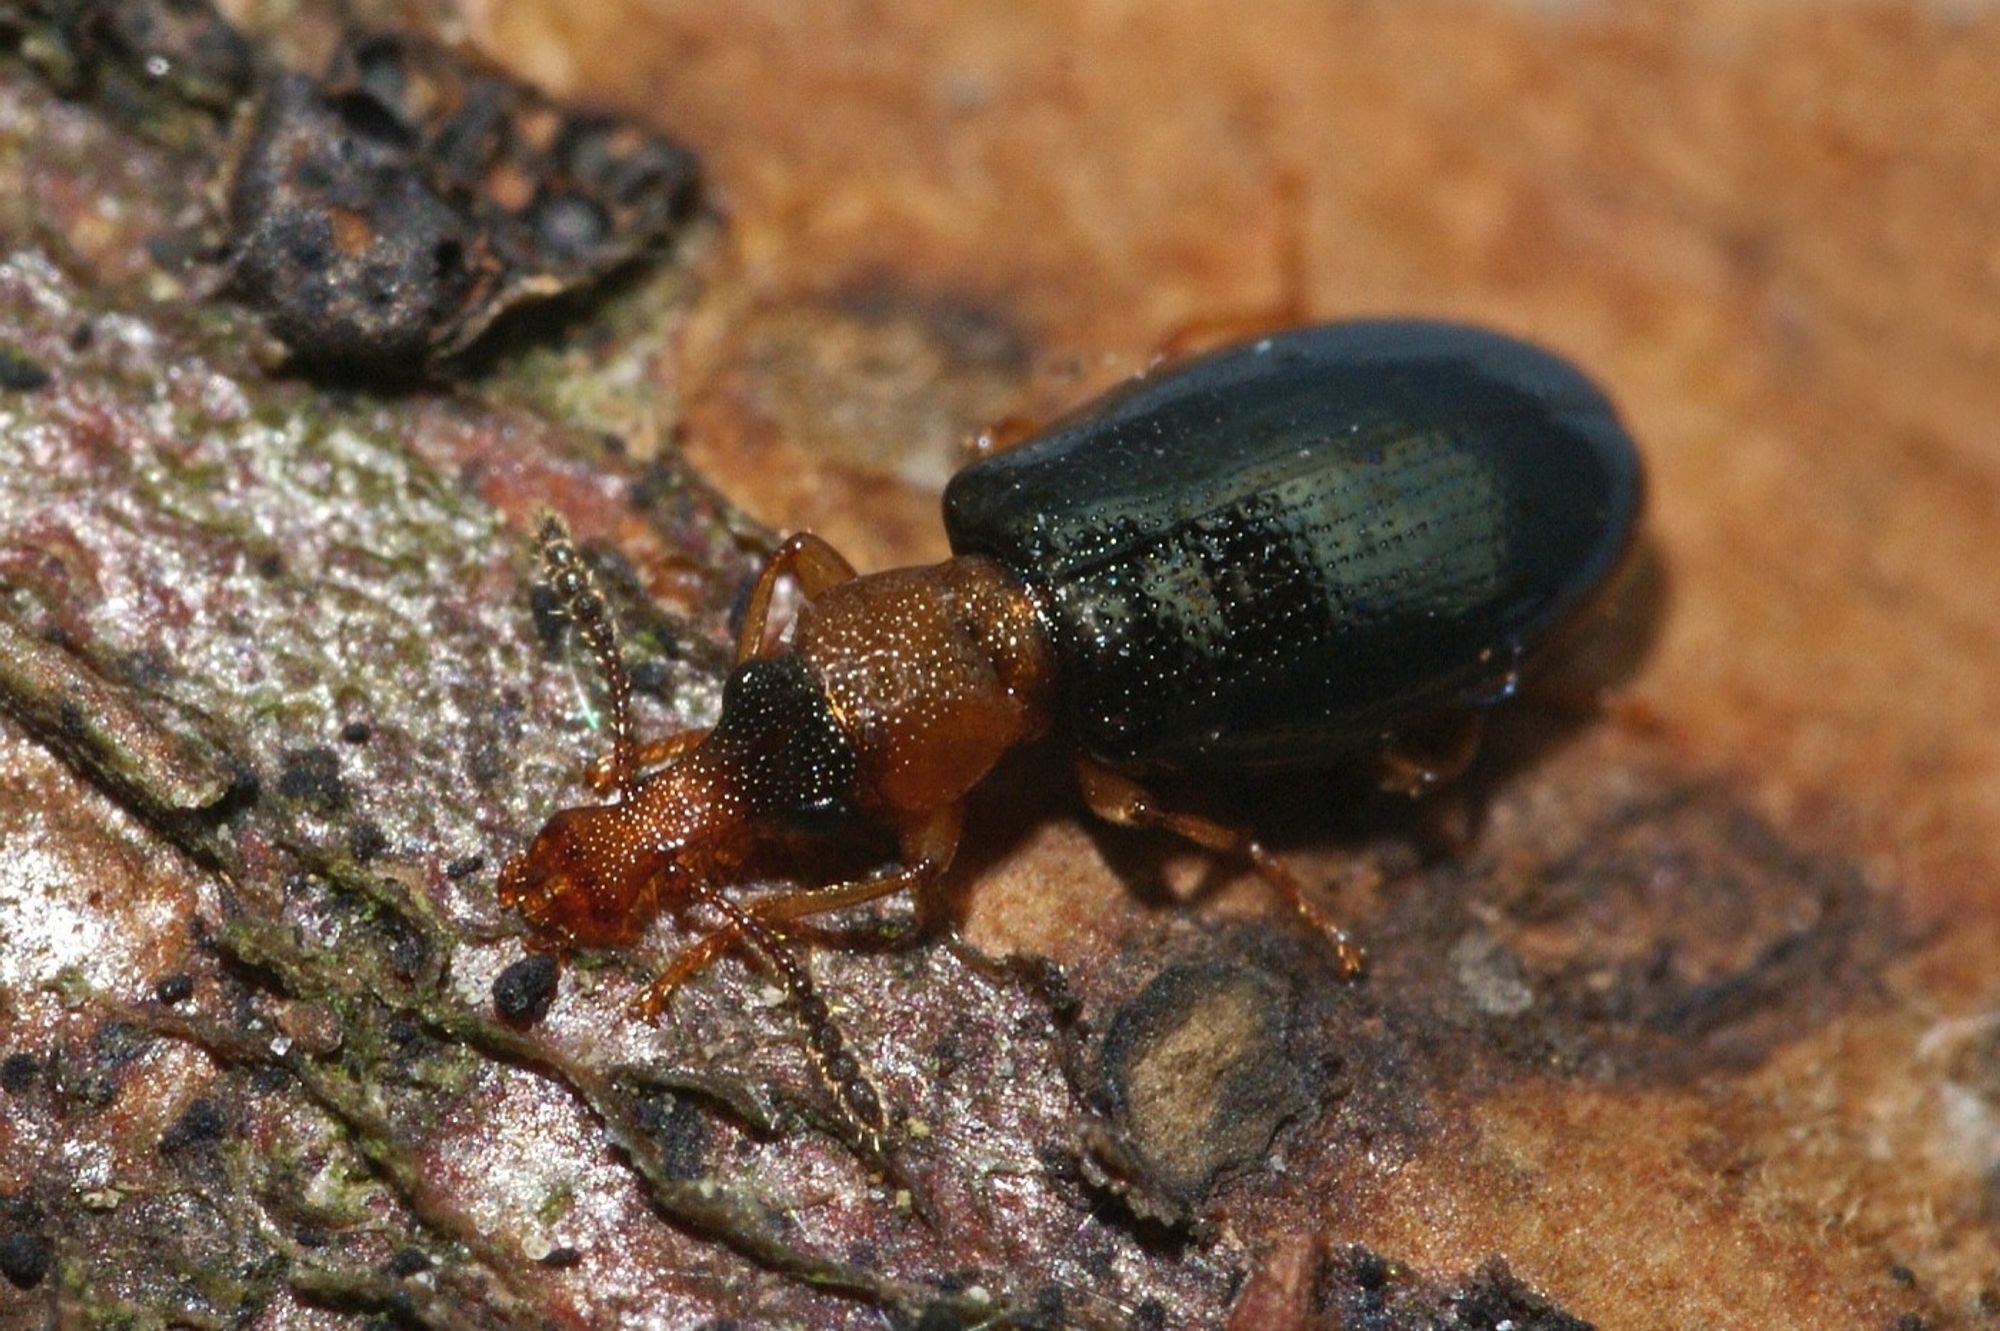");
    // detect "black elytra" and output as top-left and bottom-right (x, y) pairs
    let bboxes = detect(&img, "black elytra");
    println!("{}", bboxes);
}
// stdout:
(943, 320), (1642, 772)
